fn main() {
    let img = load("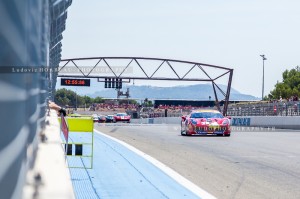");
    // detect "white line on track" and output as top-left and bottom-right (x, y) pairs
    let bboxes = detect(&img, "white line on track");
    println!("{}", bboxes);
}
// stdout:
(94, 129), (217, 199)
